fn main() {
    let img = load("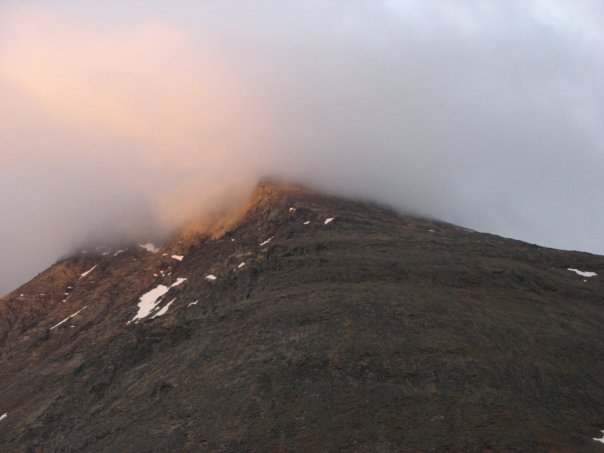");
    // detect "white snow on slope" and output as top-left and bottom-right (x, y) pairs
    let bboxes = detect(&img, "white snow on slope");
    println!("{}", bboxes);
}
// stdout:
(594, 430), (604, 444)
(289, 207), (296, 212)
(303, 221), (310, 225)
(113, 249), (125, 256)
(139, 243), (159, 253)
(568, 268), (597, 278)
(188, 300), (198, 307)
(152, 298), (176, 318)
(324, 217), (334, 225)
(238, 262), (246, 269)
(205, 274), (217, 281)
(130, 278), (186, 323)
(50, 306), (88, 330)
(259, 237), (273, 246)
(80, 265), (97, 278)
(171, 255), (184, 262)
(0, 413), (6, 421)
